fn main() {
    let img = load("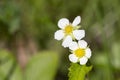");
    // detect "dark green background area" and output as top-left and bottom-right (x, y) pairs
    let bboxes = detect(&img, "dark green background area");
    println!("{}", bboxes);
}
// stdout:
(0, 0), (120, 80)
